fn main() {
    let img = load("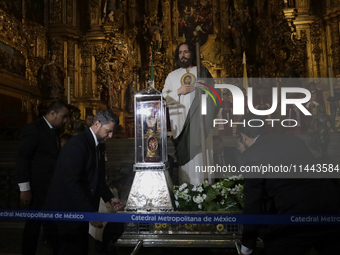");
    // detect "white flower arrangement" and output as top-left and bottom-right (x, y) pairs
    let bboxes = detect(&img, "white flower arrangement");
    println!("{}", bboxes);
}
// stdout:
(173, 175), (244, 211)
